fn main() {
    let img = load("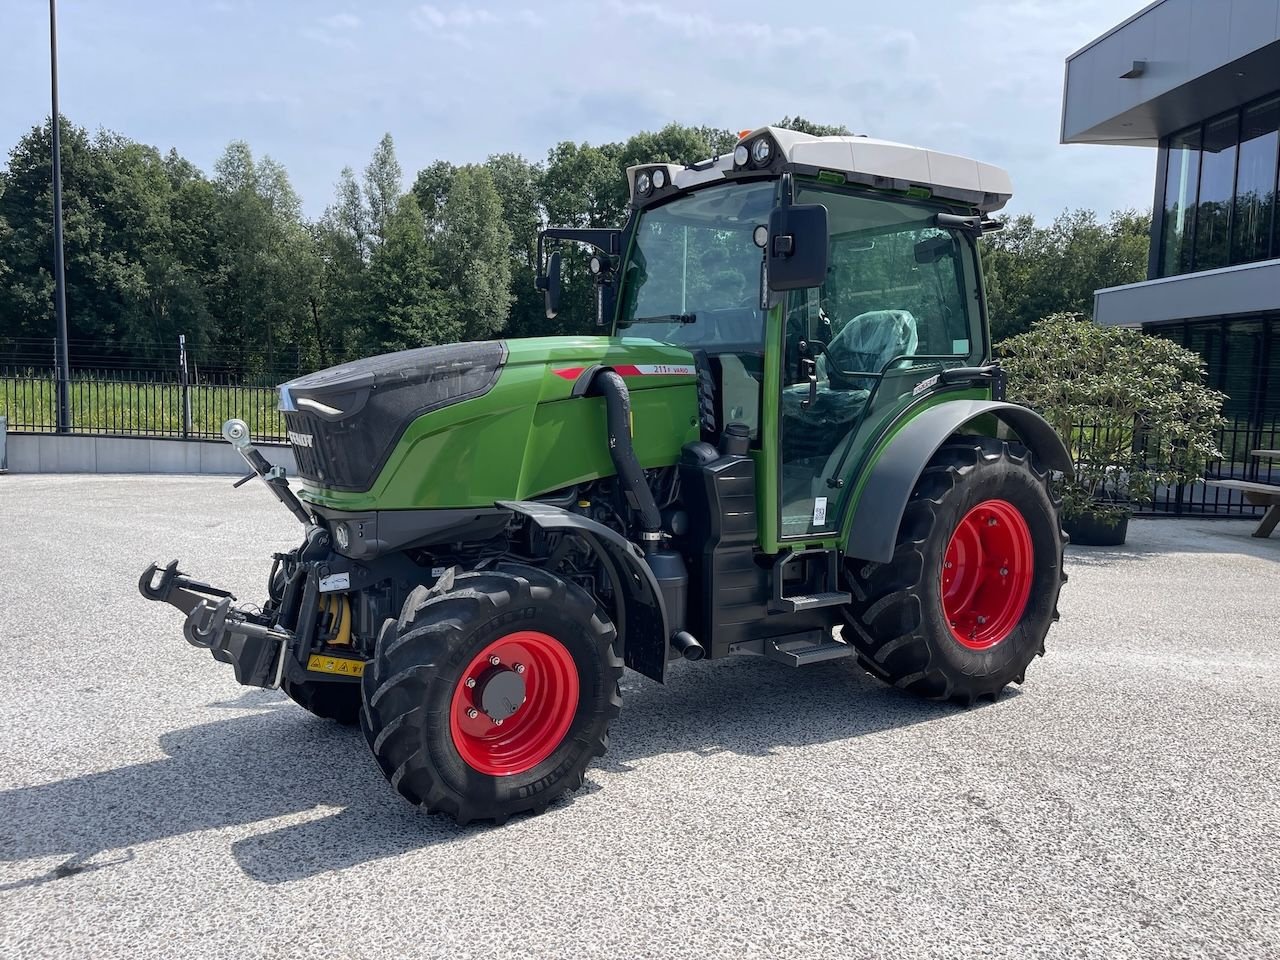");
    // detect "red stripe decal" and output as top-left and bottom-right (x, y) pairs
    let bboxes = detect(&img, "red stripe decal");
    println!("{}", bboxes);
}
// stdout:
(613, 365), (642, 377)
(553, 367), (586, 380)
